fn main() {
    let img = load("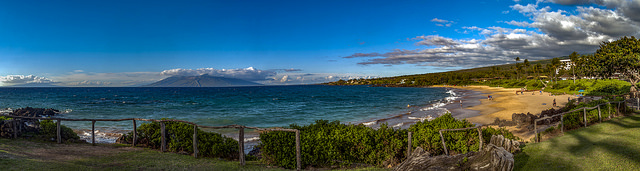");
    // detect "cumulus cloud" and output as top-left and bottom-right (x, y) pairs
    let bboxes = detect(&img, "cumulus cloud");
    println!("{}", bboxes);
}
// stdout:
(0, 75), (56, 84)
(160, 67), (276, 81)
(343, 1), (640, 68)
